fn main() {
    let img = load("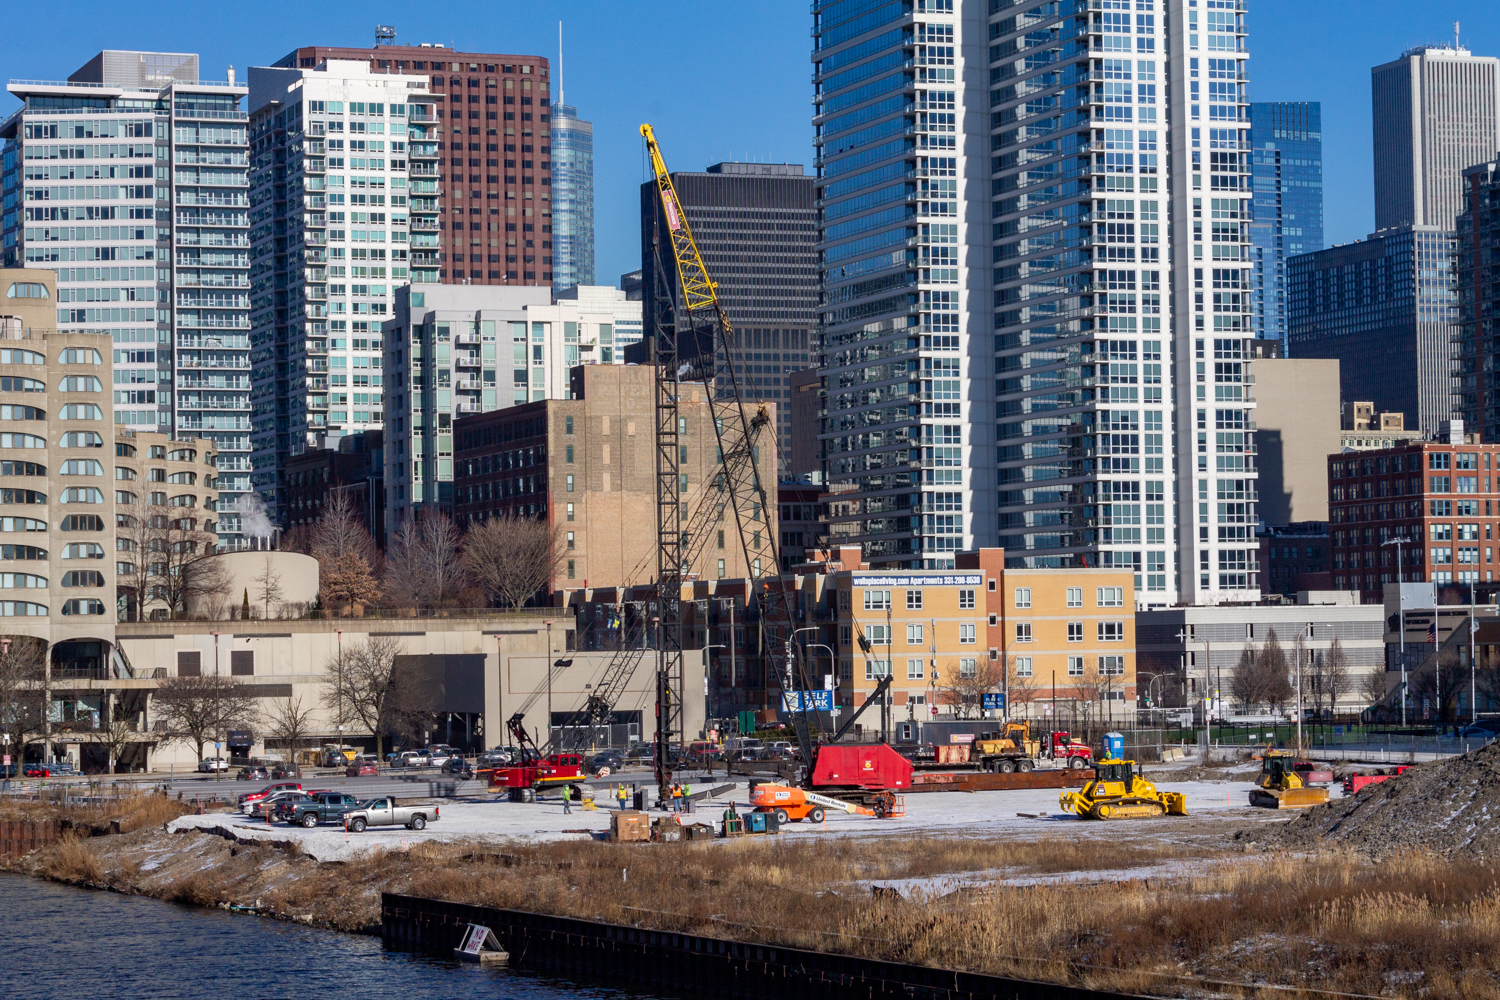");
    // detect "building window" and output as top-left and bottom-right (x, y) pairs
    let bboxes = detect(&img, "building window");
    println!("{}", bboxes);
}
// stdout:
(1015, 622), (1033, 642)
(959, 623), (976, 644)
(864, 589), (891, 611)
(565, 473), (574, 492)
(566, 531), (575, 550)
(864, 659), (892, 680)
(177, 651), (201, 677)
(864, 624), (891, 646)
(907, 623), (924, 645)
(1097, 586), (1125, 607)
(1068, 621), (1084, 642)
(1099, 655), (1126, 675)
(565, 445), (574, 463)
(907, 657), (924, 680)
(839, 625), (851, 647)
(567, 559), (576, 579)
(959, 588), (975, 609)
(230, 650), (254, 676)
(565, 415), (573, 434)
(717, 559), (726, 579)
(840, 659), (853, 681)
(959, 657), (977, 678)
(1066, 587), (1082, 608)
(1068, 655), (1084, 676)
(1098, 621), (1125, 641)
(1014, 587), (1031, 608)
(1015, 656), (1033, 677)
(566, 502), (575, 521)
(906, 589), (923, 610)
